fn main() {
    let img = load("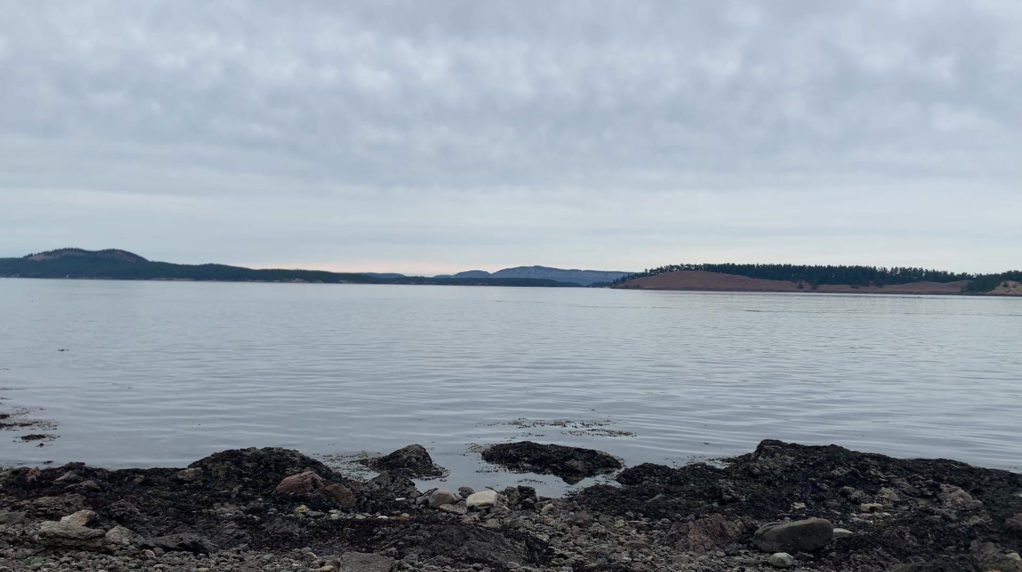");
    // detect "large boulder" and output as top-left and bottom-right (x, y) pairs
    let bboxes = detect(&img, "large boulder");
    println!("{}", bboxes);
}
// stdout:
(752, 518), (834, 553)
(481, 441), (622, 484)
(363, 444), (446, 479)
